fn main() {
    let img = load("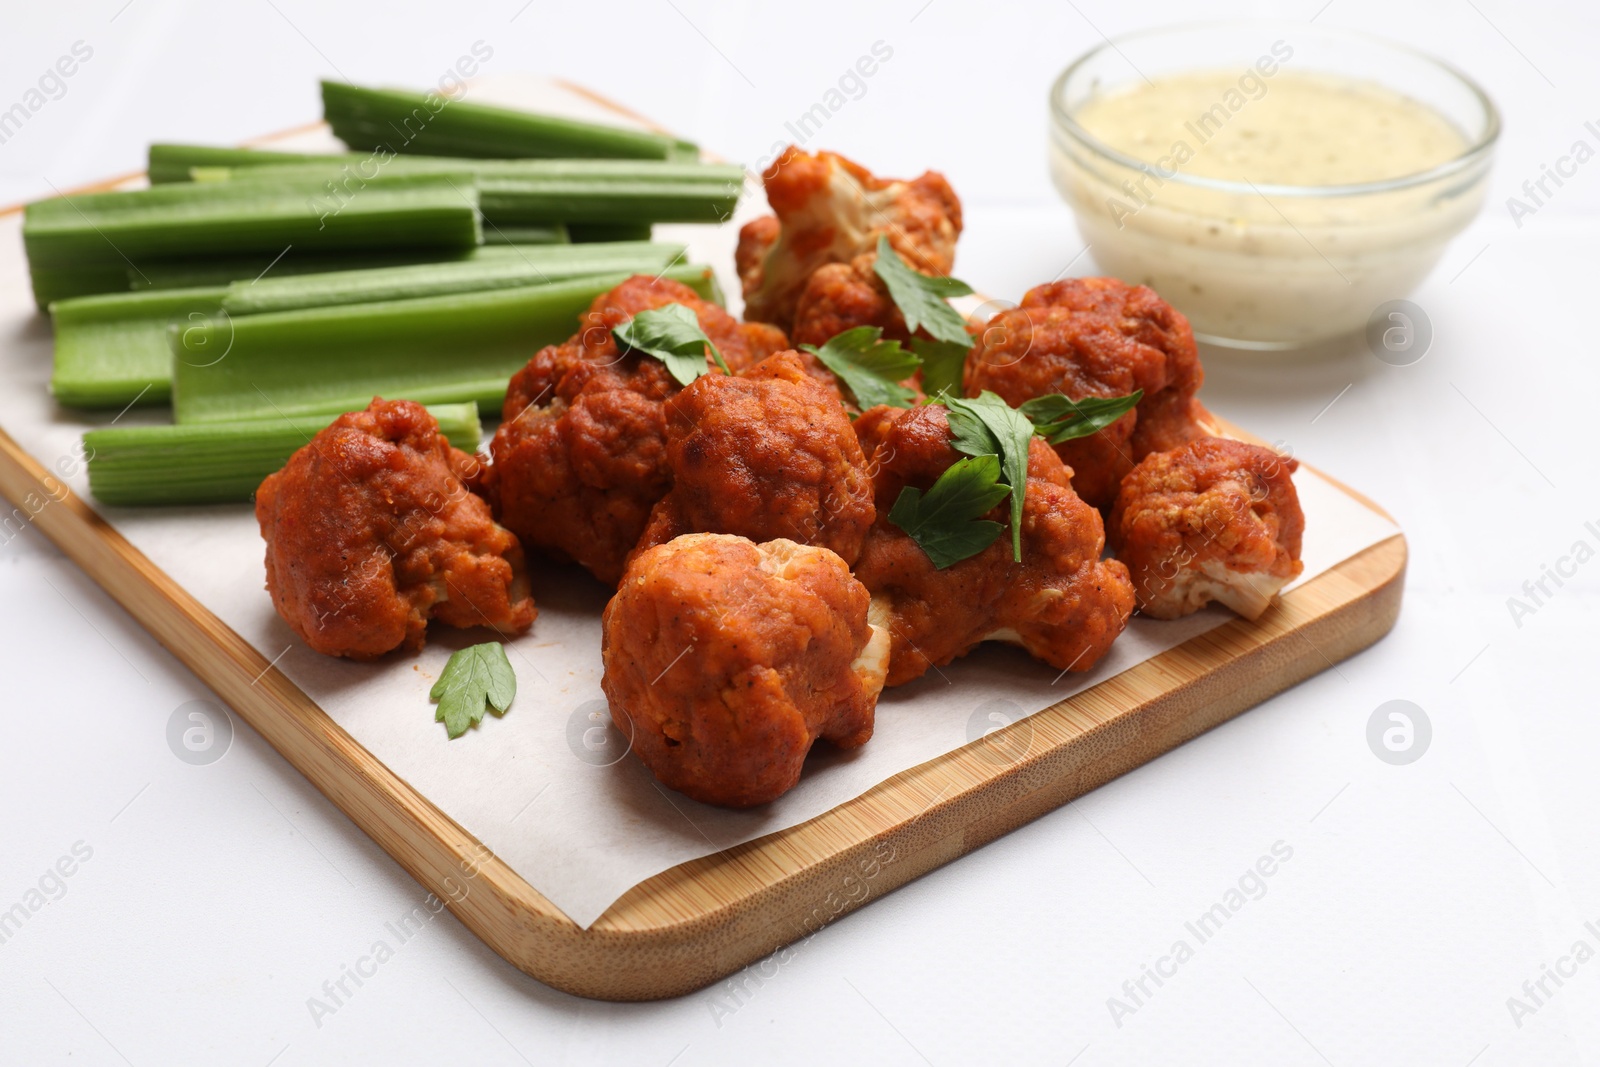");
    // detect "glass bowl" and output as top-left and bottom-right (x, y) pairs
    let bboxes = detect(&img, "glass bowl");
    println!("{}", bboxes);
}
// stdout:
(1049, 21), (1499, 349)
